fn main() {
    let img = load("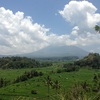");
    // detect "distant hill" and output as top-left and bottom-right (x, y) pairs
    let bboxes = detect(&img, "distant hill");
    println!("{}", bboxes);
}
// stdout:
(0, 55), (7, 58)
(21, 45), (89, 58)
(75, 53), (100, 69)
(0, 56), (52, 69)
